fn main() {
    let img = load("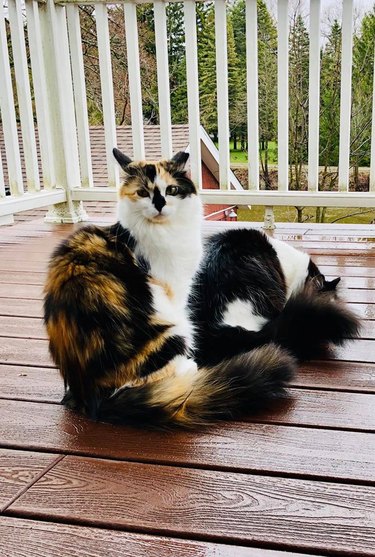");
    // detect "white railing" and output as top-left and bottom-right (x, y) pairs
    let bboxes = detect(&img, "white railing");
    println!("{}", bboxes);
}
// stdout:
(1, 0), (375, 225)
